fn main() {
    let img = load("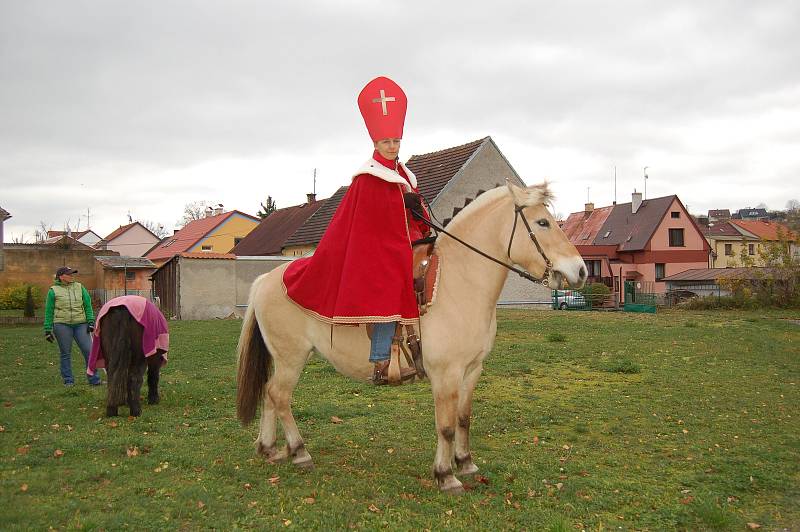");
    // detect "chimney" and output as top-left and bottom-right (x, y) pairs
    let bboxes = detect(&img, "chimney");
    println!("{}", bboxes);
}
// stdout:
(306, 193), (317, 203)
(632, 190), (642, 214)
(204, 206), (213, 218)
(213, 204), (224, 216)
(584, 202), (594, 214)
